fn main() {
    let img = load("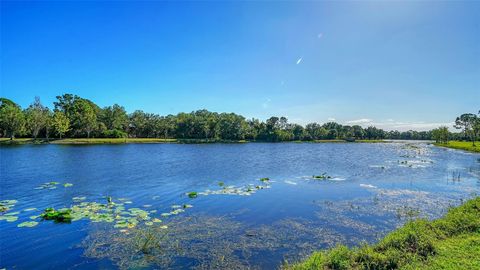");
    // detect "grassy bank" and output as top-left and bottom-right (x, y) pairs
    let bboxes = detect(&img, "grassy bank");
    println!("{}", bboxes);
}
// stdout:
(0, 138), (177, 145)
(285, 197), (480, 270)
(433, 141), (480, 153)
(0, 138), (388, 145)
